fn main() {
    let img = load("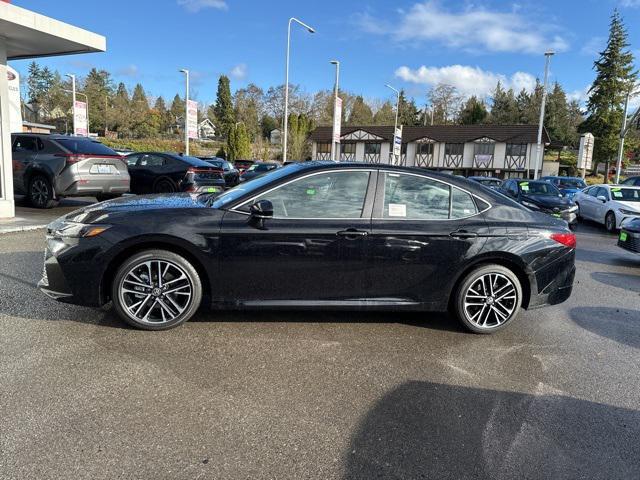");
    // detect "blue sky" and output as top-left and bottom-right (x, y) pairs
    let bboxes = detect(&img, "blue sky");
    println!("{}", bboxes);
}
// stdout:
(10, 0), (640, 108)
